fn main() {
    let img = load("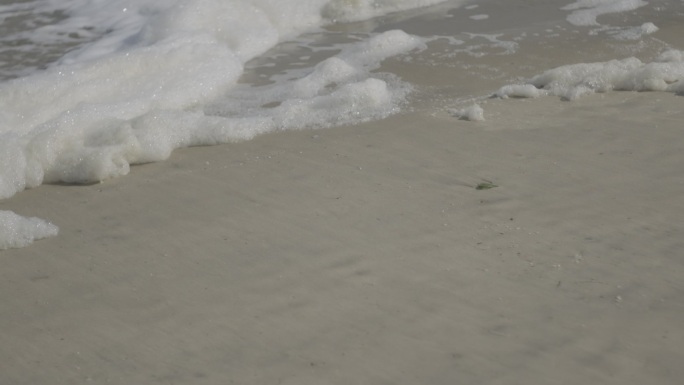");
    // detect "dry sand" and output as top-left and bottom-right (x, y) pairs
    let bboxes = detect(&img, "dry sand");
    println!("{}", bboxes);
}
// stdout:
(2, 4), (684, 384)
